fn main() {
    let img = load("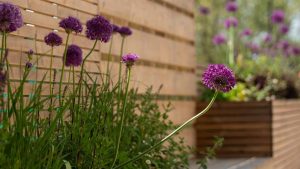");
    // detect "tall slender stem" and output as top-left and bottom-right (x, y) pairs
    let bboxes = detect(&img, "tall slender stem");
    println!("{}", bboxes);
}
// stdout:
(49, 47), (54, 123)
(58, 33), (70, 105)
(228, 27), (235, 66)
(111, 67), (132, 169)
(116, 37), (126, 120)
(106, 35), (114, 83)
(113, 91), (218, 169)
(77, 40), (98, 104)
(0, 31), (5, 63)
(72, 66), (75, 124)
